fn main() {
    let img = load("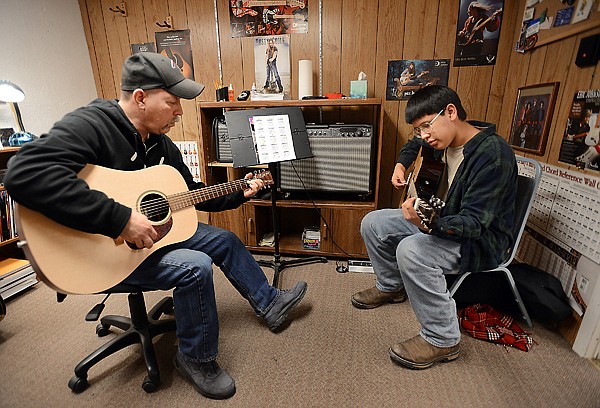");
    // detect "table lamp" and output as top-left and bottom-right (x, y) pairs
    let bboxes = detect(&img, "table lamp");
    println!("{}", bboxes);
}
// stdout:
(0, 80), (26, 131)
